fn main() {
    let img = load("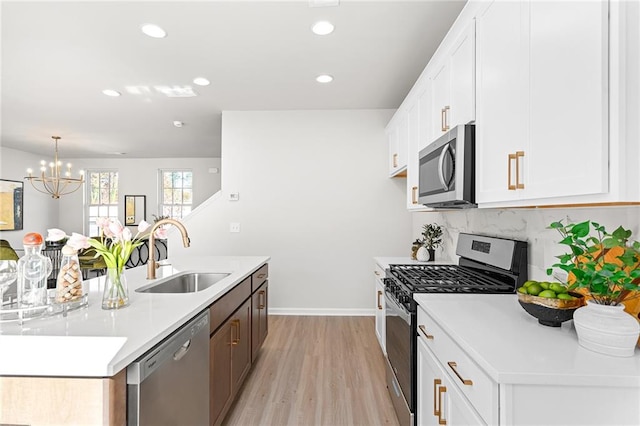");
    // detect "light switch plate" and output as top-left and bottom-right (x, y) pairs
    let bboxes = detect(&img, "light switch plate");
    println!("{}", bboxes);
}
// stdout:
(229, 223), (240, 233)
(229, 192), (239, 201)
